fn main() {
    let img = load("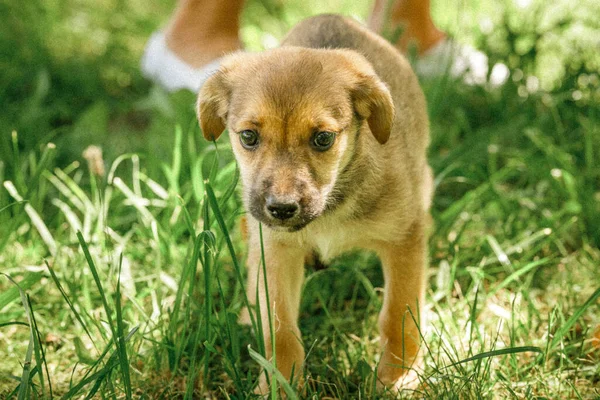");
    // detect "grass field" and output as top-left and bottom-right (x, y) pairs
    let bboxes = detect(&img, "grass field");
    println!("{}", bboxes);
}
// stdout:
(1, 0), (600, 398)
